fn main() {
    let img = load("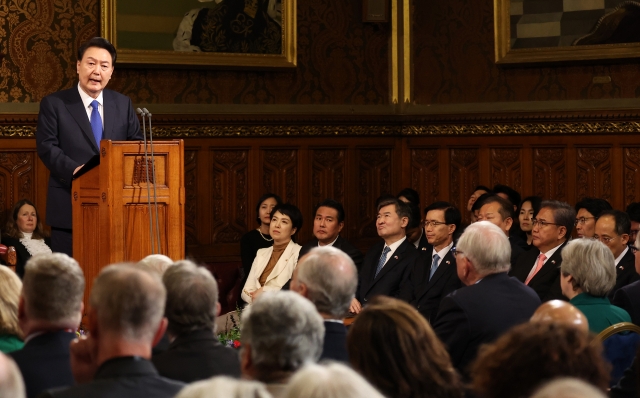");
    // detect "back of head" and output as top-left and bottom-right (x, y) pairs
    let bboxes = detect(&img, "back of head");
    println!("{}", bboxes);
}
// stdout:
(530, 300), (589, 334)
(163, 261), (218, 337)
(530, 378), (607, 398)
(626, 202), (640, 223)
(283, 363), (385, 398)
(561, 239), (616, 297)
(540, 200), (576, 236)
(241, 291), (324, 381)
(137, 254), (174, 276)
(493, 184), (521, 207)
(575, 197), (612, 218)
(175, 376), (271, 398)
(23, 253), (85, 326)
(347, 296), (462, 398)
(297, 246), (357, 319)
(397, 188), (420, 206)
(471, 322), (609, 398)
(0, 267), (22, 337)
(456, 221), (511, 275)
(0, 353), (25, 398)
(90, 264), (166, 342)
